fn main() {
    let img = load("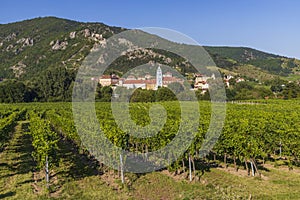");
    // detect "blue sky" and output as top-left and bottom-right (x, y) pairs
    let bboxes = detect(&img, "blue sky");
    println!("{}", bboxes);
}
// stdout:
(1, 0), (300, 58)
